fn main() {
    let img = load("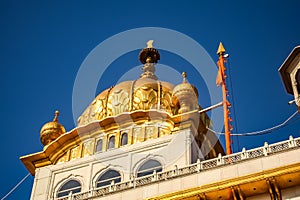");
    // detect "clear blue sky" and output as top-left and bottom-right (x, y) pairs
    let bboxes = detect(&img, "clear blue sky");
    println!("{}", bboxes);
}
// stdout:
(1, 1), (299, 199)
